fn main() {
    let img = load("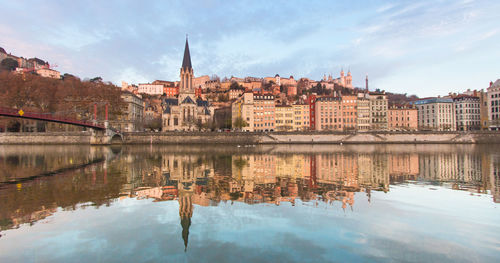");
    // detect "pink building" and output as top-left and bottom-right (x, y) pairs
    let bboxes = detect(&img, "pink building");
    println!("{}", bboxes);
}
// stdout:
(388, 105), (418, 130)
